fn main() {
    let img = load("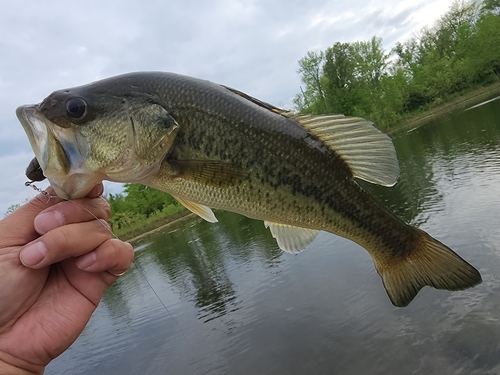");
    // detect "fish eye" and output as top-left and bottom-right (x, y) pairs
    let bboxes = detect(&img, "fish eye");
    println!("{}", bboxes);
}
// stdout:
(66, 97), (87, 119)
